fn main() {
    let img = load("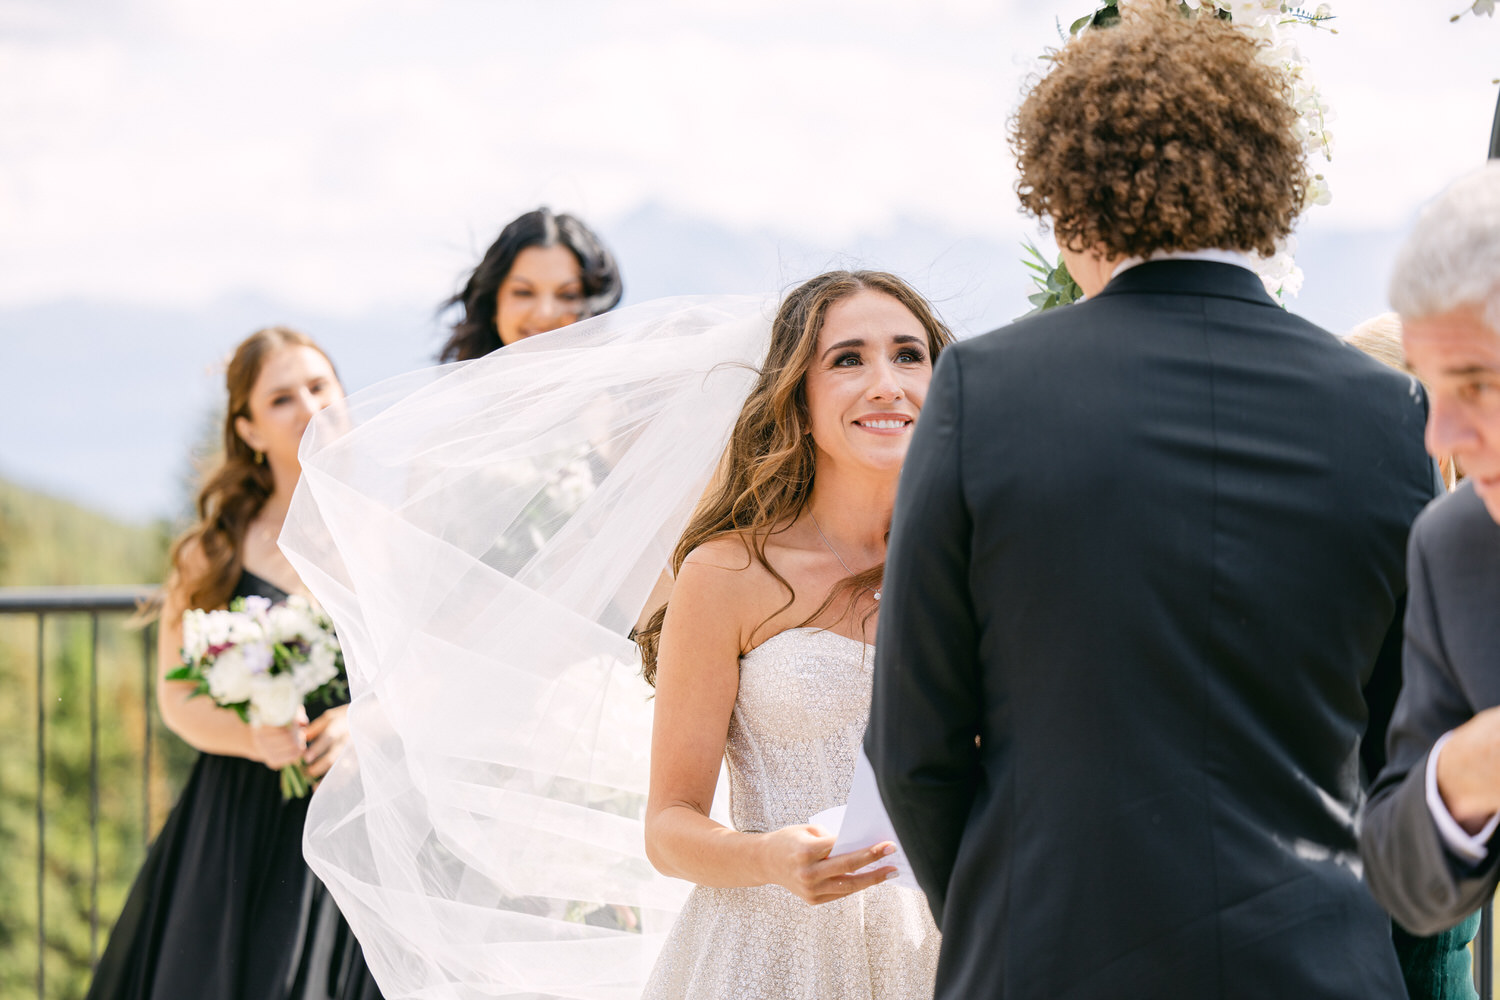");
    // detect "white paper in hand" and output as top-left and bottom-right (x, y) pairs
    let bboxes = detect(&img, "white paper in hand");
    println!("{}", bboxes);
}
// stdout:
(809, 746), (921, 891)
